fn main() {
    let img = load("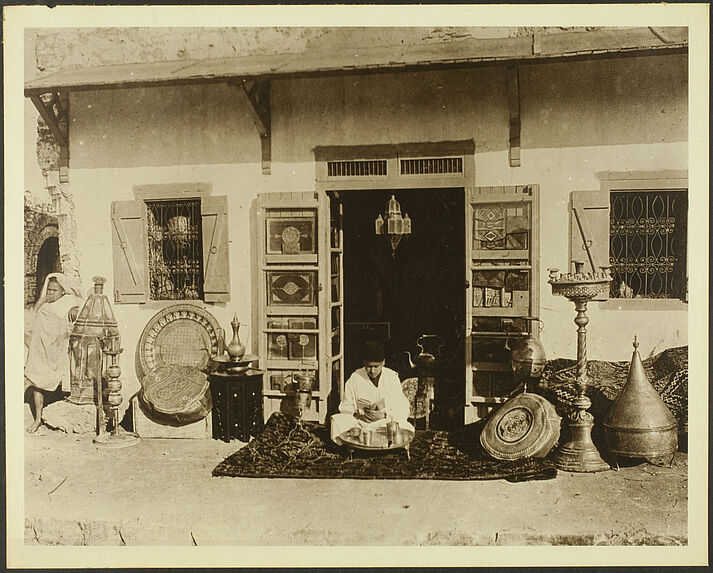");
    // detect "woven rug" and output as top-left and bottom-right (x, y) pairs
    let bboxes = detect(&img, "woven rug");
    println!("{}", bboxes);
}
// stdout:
(534, 346), (688, 438)
(213, 347), (687, 480)
(213, 412), (557, 482)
